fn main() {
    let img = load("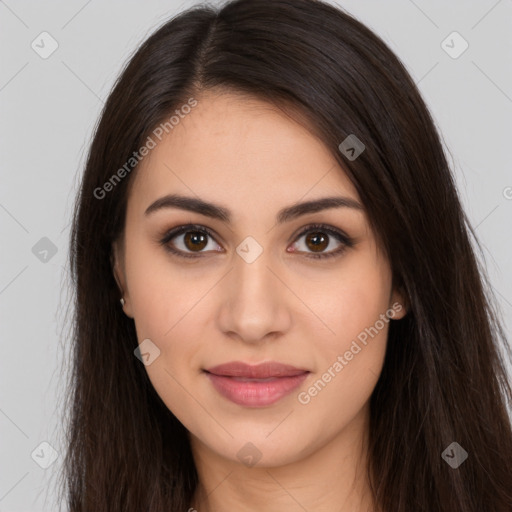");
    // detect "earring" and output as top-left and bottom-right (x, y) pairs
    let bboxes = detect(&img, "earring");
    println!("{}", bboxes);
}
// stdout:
(120, 297), (125, 306)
